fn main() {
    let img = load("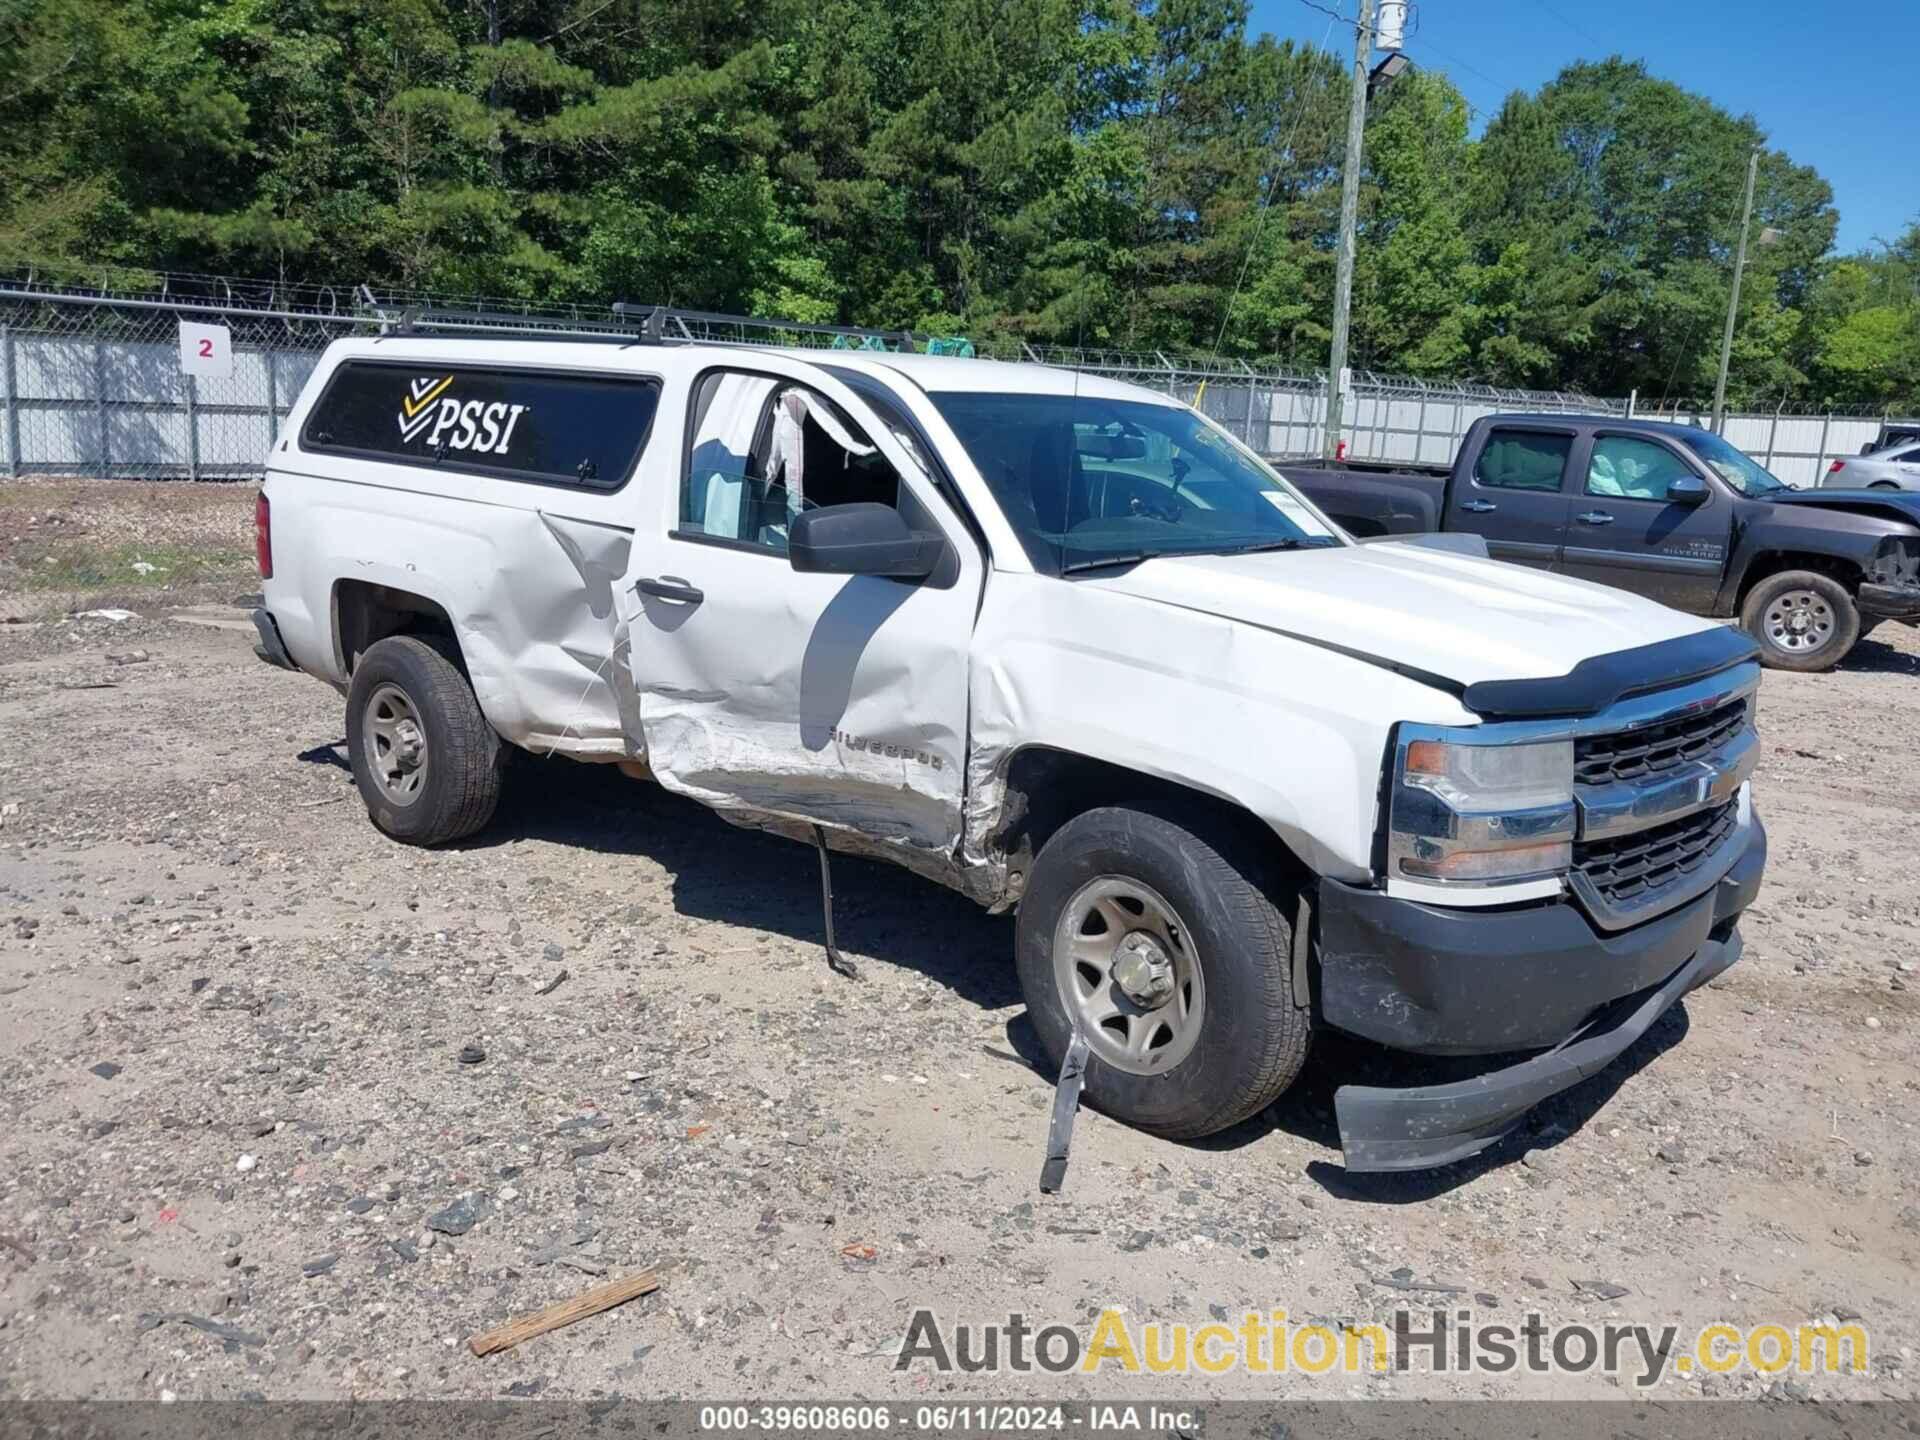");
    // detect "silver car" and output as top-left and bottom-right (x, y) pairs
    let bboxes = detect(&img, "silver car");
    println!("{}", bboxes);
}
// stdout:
(1825, 442), (1920, 490)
